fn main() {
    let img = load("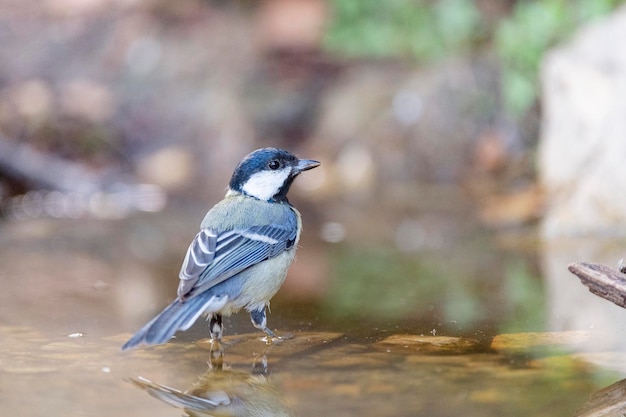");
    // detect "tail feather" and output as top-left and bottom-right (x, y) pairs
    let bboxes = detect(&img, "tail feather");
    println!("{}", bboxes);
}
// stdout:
(122, 294), (227, 350)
